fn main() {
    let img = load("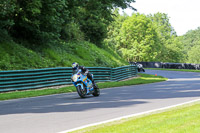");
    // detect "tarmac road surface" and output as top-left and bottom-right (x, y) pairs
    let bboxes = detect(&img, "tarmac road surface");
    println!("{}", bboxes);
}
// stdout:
(0, 69), (200, 133)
